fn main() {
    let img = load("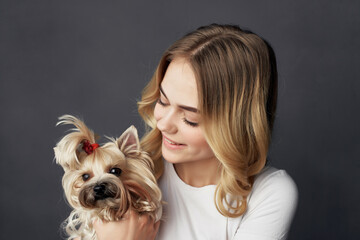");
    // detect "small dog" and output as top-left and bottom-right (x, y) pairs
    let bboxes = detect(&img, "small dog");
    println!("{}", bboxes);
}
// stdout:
(54, 115), (162, 240)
